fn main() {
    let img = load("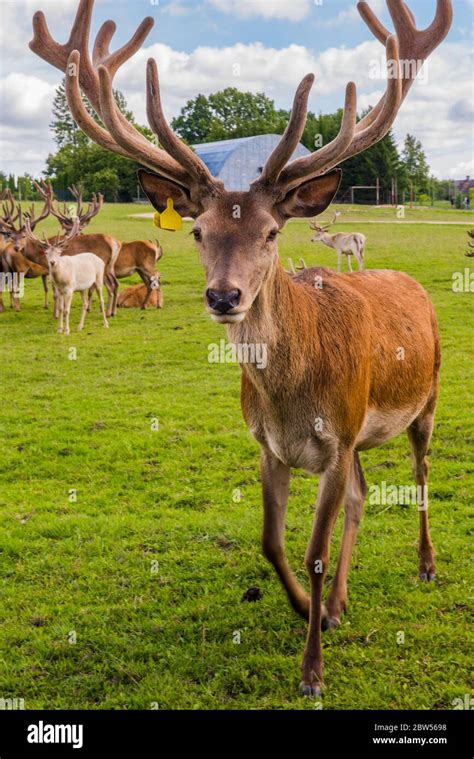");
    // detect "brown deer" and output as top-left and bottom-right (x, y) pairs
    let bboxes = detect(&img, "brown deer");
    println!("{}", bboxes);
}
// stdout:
(115, 239), (163, 309)
(30, 0), (451, 695)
